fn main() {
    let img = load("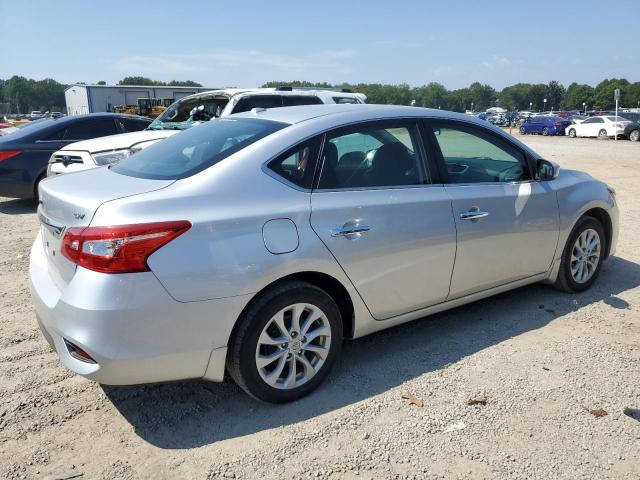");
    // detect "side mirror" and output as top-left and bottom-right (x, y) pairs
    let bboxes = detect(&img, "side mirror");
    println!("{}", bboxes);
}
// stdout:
(537, 159), (560, 181)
